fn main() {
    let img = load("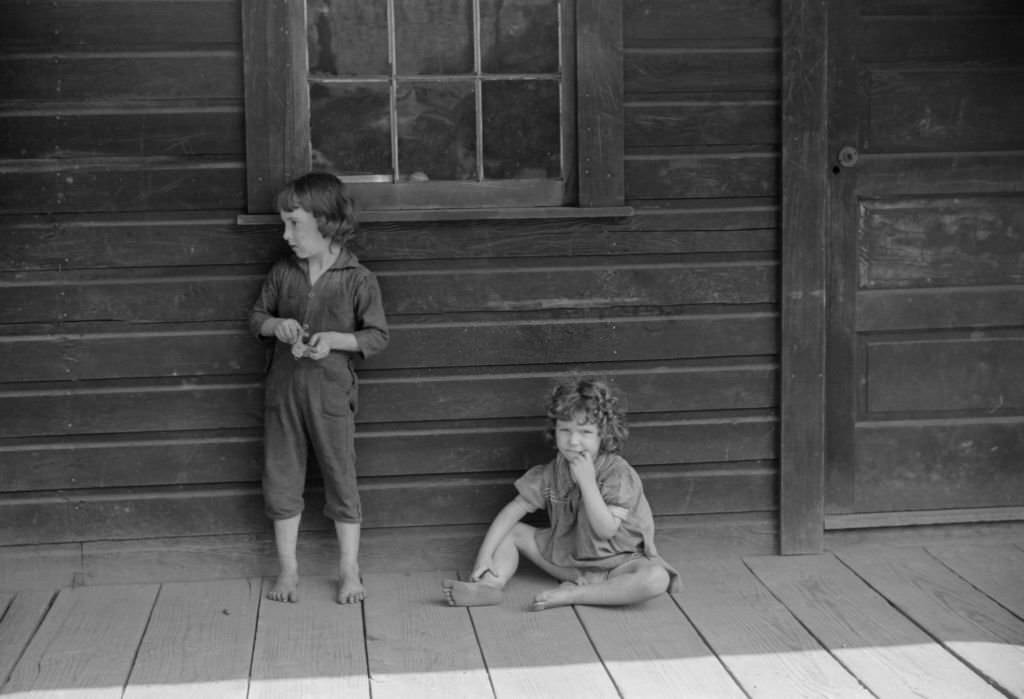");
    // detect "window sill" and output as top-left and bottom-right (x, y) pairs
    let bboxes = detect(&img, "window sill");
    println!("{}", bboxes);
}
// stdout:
(237, 206), (634, 226)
